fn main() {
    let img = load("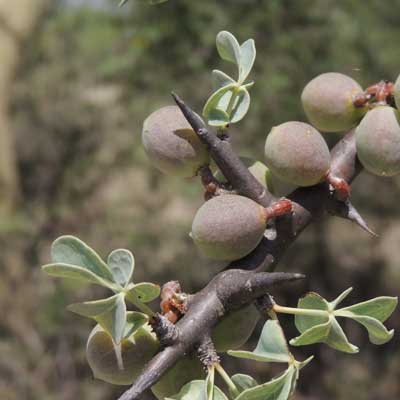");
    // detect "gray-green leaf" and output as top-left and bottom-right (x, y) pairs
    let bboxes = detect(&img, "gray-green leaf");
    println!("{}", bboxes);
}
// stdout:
(230, 374), (258, 396)
(230, 87), (250, 123)
(124, 311), (148, 338)
(51, 235), (113, 281)
(239, 39), (256, 84)
(67, 293), (126, 344)
(42, 263), (116, 289)
(336, 296), (397, 322)
(107, 249), (135, 287)
(228, 319), (290, 363)
(235, 367), (295, 400)
(126, 282), (161, 303)
(166, 380), (228, 400)
(212, 70), (236, 91)
(294, 292), (329, 333)
(290, 320), (331, 347)
(216, 31), (241, 65)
